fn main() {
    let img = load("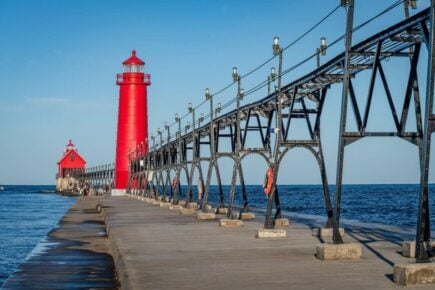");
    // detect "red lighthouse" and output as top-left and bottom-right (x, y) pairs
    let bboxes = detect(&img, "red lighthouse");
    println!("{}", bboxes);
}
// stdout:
(56, 139), (86, 192)
(114, 50), (151, 191)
